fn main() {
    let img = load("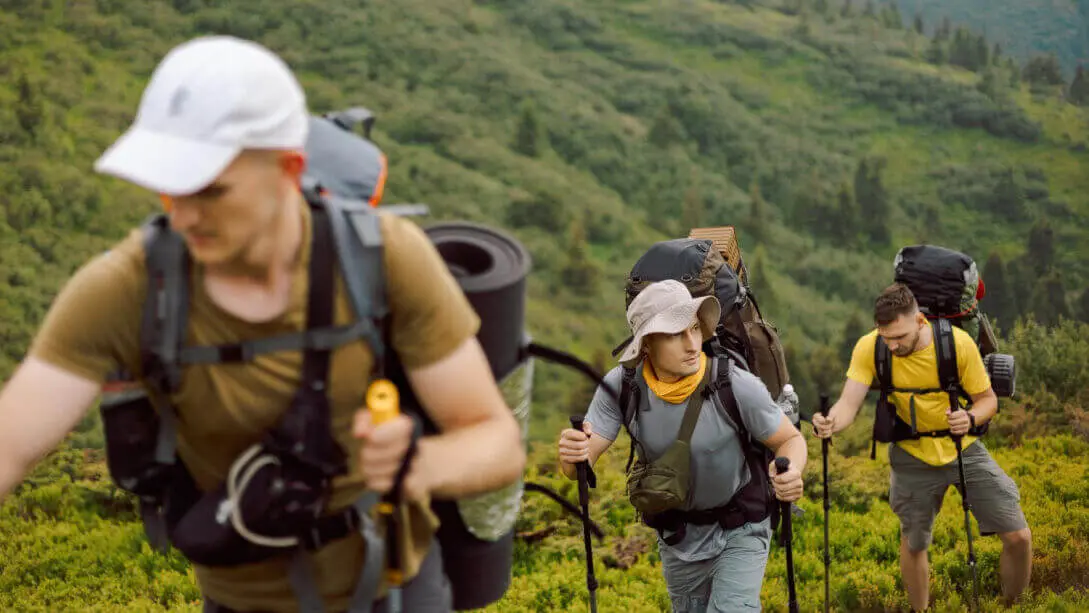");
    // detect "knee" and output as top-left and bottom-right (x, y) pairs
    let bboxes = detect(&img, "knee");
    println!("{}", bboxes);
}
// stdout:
(1002, 527), (1032, 550)
(901, 531), (930, 555)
